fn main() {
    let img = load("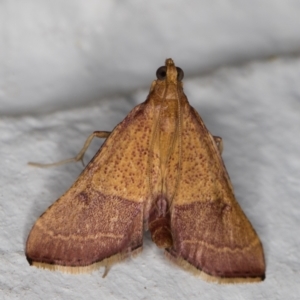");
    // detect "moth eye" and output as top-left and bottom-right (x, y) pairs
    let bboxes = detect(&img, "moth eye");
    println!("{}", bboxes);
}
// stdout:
(156, 66), (184, 81)
(156, 66), (167, 80)
(176, 67), (184, 81)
